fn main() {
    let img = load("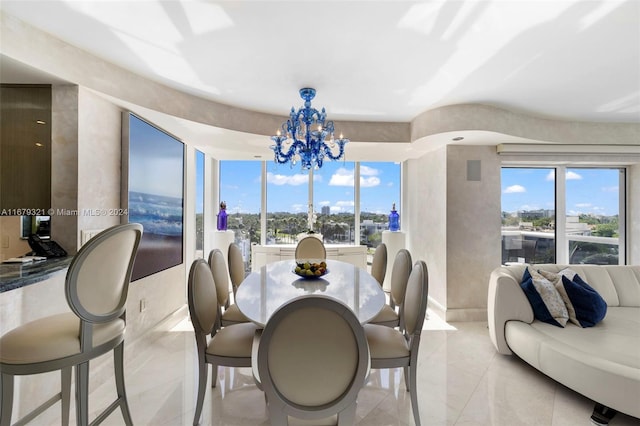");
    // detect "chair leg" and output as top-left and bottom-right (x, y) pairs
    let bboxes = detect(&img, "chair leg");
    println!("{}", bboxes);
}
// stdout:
(337, 402), (357, 425)
(211, 364), (218, 388)
(75, 361), (90, 426)
(61, 367), (72, 426)
(408, 365), (420, 426)
(193, 359), (208, 426)
(404, 366), (410, 391)
(1, 373), (14, 426)
(114, 342), (134, 425)
(267, 403), (288, 426)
